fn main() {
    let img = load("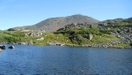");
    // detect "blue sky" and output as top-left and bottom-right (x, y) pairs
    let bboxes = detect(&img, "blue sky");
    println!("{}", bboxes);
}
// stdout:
(0, 0), (131, 30)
